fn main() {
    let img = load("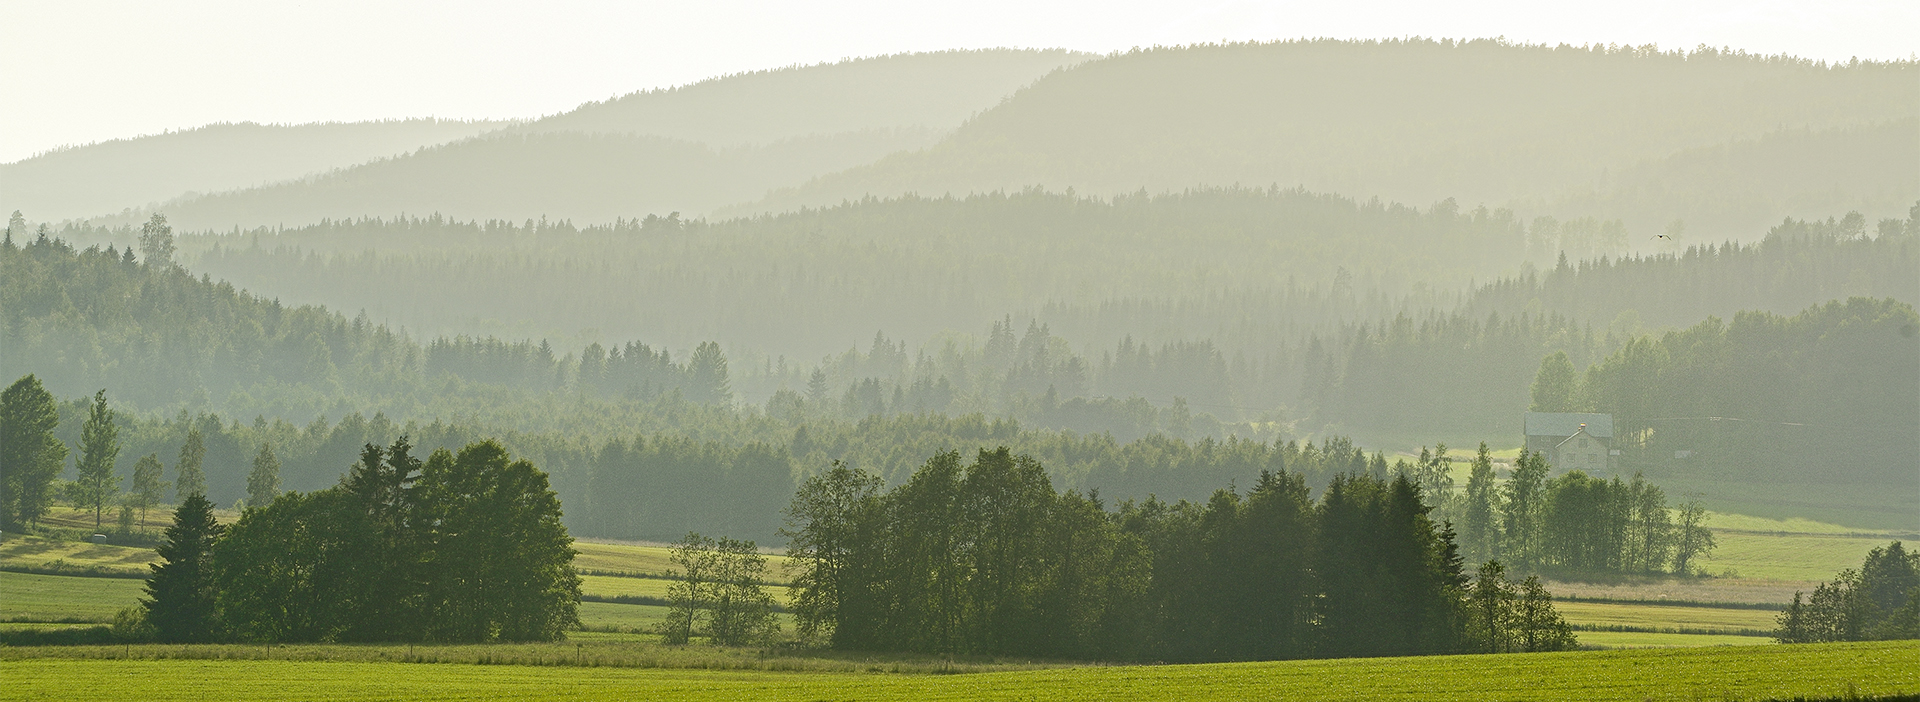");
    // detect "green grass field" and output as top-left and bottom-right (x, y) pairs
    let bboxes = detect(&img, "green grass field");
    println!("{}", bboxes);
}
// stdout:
(1556, 601), (1777, 635)
(579, 601), (672, 631)
(1, 534), (158, 576)
(0, 571), (145, 622)
(1572, 631), (1778, 648)
(573, 540), (794, 581)
(3, 640), (1911, 701)
(1698, 531), (1893, 582)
